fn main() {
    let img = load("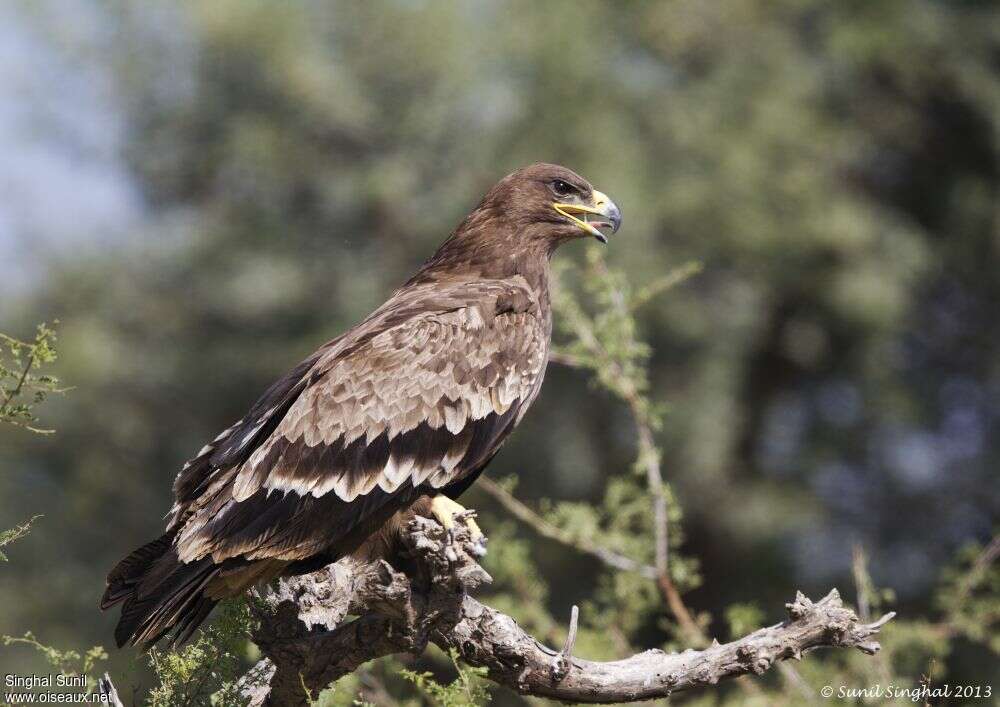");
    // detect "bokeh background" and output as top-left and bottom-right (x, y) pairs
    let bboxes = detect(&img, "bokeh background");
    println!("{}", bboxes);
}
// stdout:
(1, 0), (997, 697)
